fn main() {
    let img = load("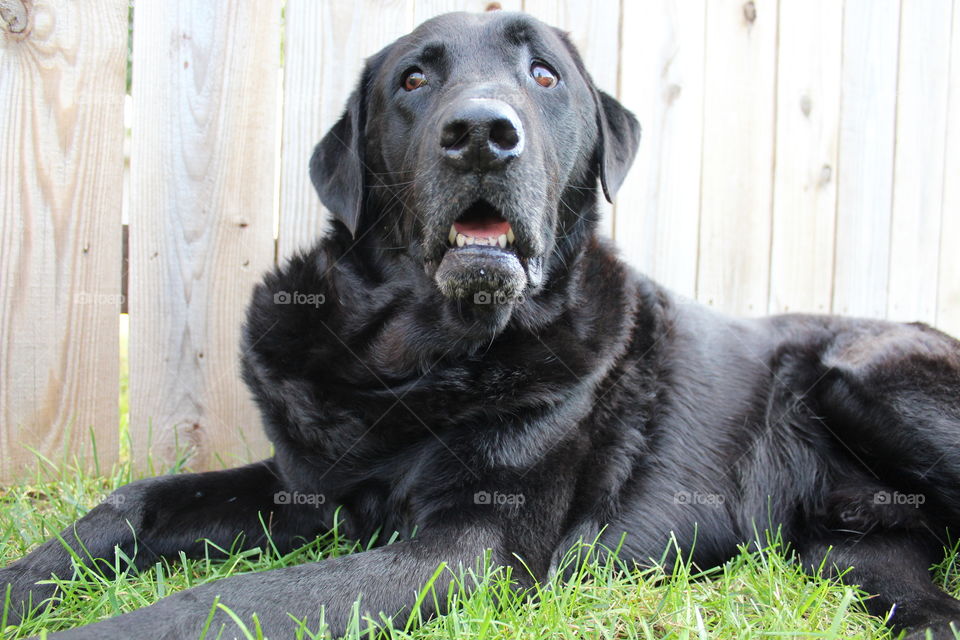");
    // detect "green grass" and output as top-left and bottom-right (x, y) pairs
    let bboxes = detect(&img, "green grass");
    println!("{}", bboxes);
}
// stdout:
(6, 457), (957, 639)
